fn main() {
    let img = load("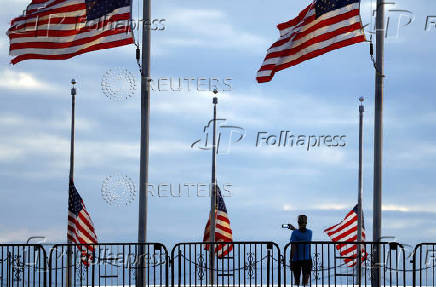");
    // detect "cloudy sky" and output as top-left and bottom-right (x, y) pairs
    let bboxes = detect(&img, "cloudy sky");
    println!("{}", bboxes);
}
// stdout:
(0, 0), (435, 249)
